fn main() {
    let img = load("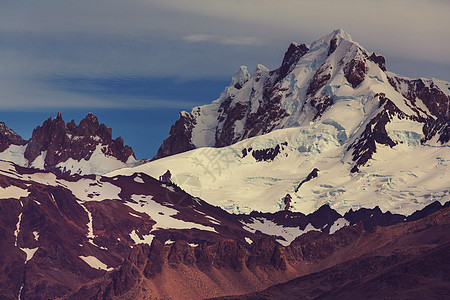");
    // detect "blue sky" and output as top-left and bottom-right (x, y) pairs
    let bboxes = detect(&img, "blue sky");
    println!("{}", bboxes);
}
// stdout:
(1, 0), (449, 158)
